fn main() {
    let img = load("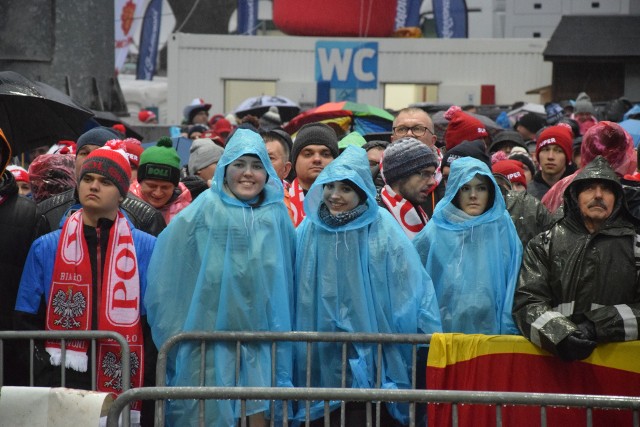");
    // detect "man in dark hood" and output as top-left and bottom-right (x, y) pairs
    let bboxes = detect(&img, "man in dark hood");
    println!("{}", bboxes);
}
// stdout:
(0, 128), (48, 385)
(514, 156), (640, 361)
